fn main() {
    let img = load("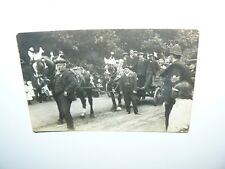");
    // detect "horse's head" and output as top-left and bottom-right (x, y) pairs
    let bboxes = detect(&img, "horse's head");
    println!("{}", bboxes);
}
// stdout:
(32, 59), (47, 76)
(104, 63), (117, 81)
